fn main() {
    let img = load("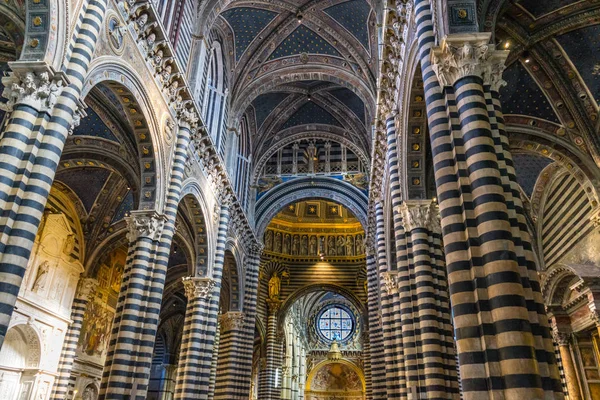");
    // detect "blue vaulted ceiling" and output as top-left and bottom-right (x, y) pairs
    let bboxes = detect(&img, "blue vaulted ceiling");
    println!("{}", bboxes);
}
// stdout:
(56, 168), (112, 213)
(73, 106), (120, 142)
(512, 153), (554, 197)
(331, 88), (365, 123)
(500, 61), (560, 124)
(557, 25), (600, 105)
(281, 102), (342, 130)
(270, 25), (341, 60)
(517, 0), (580, 18)
(222, 7), (278, 61)
(252, 92), (290, 128)
(111, 190), (134, 224)
(324, 0), (371, 51)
